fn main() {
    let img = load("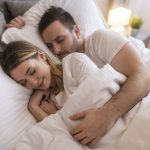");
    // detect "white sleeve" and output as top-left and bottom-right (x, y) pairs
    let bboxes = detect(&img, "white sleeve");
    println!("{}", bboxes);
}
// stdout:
(86, 29), (129, 65)
(62, 53), (99, 85)
(54, 53), (99, 108)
